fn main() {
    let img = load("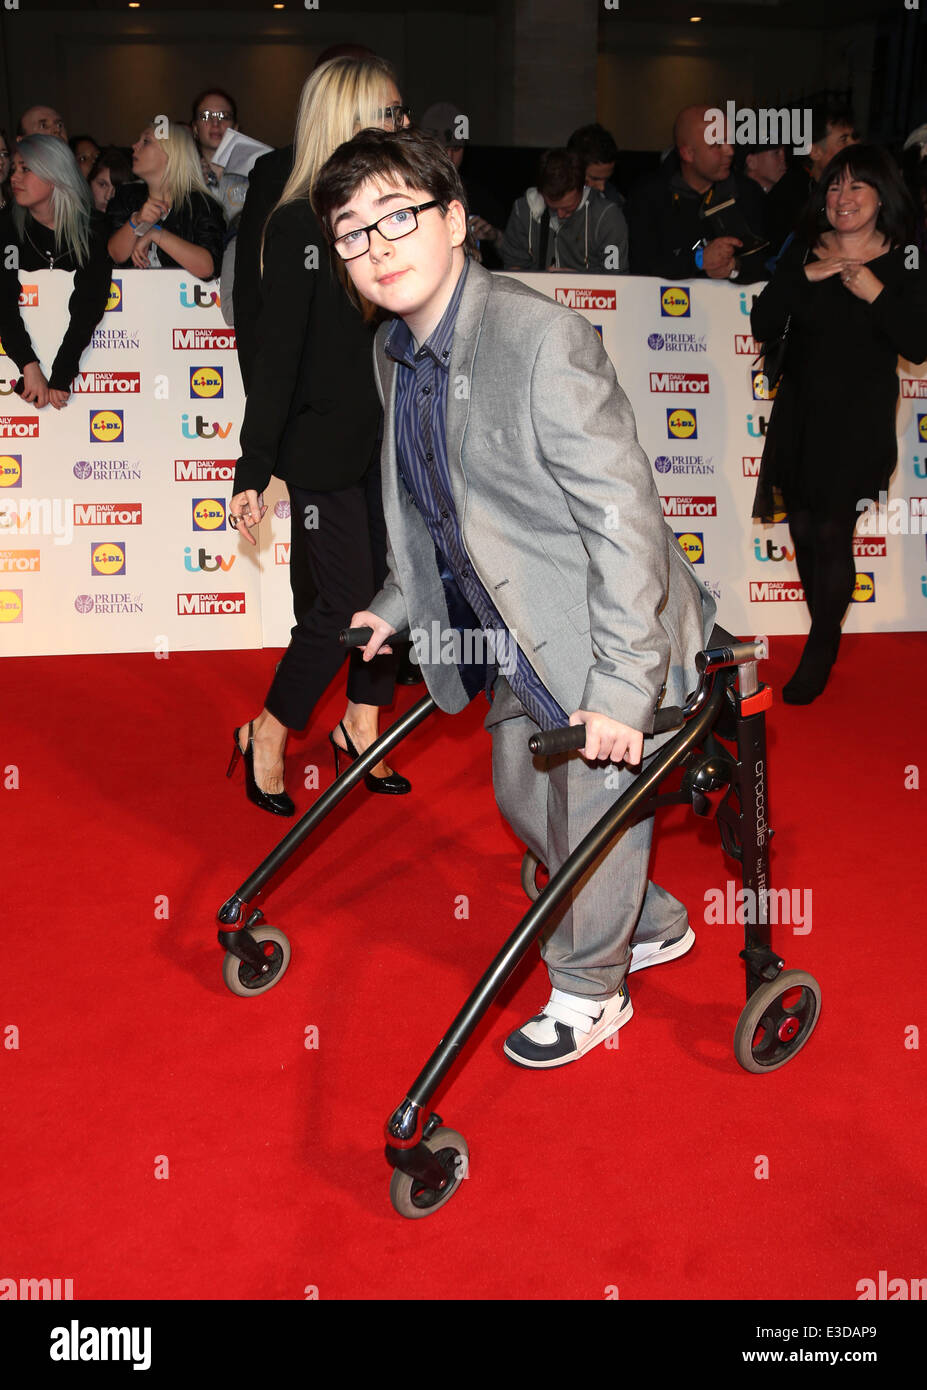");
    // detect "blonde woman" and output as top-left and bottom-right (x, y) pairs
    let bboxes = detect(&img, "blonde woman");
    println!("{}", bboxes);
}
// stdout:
(106, 120), (224, 277)
(227, 55), (412, 815)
